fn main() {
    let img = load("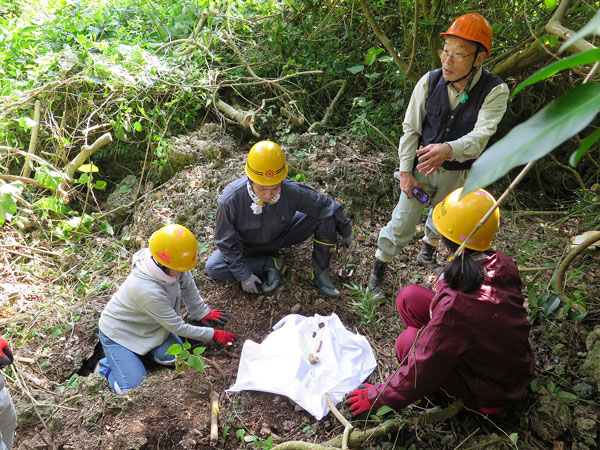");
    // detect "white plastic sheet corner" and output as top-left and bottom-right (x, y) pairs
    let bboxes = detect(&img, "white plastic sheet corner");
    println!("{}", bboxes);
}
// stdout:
(227, 313), (377, 420)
